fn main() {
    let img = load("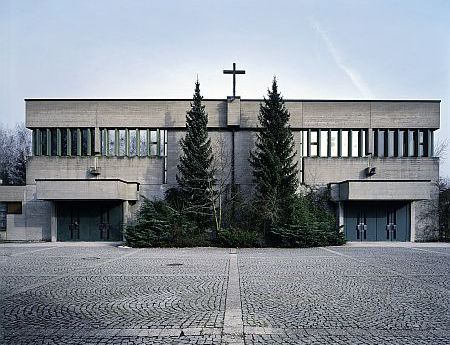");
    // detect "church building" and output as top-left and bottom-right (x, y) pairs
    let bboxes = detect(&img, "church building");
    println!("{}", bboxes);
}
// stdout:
(0, 68), (440, 242)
